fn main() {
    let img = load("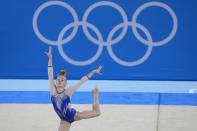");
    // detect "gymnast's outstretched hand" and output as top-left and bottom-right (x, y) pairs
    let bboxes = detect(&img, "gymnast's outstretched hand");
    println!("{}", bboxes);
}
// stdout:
(45, 46), (53, 66)
(87, 65), (103, 78)
(44, 46), (52, 59)
(94, 65), (102, 75)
